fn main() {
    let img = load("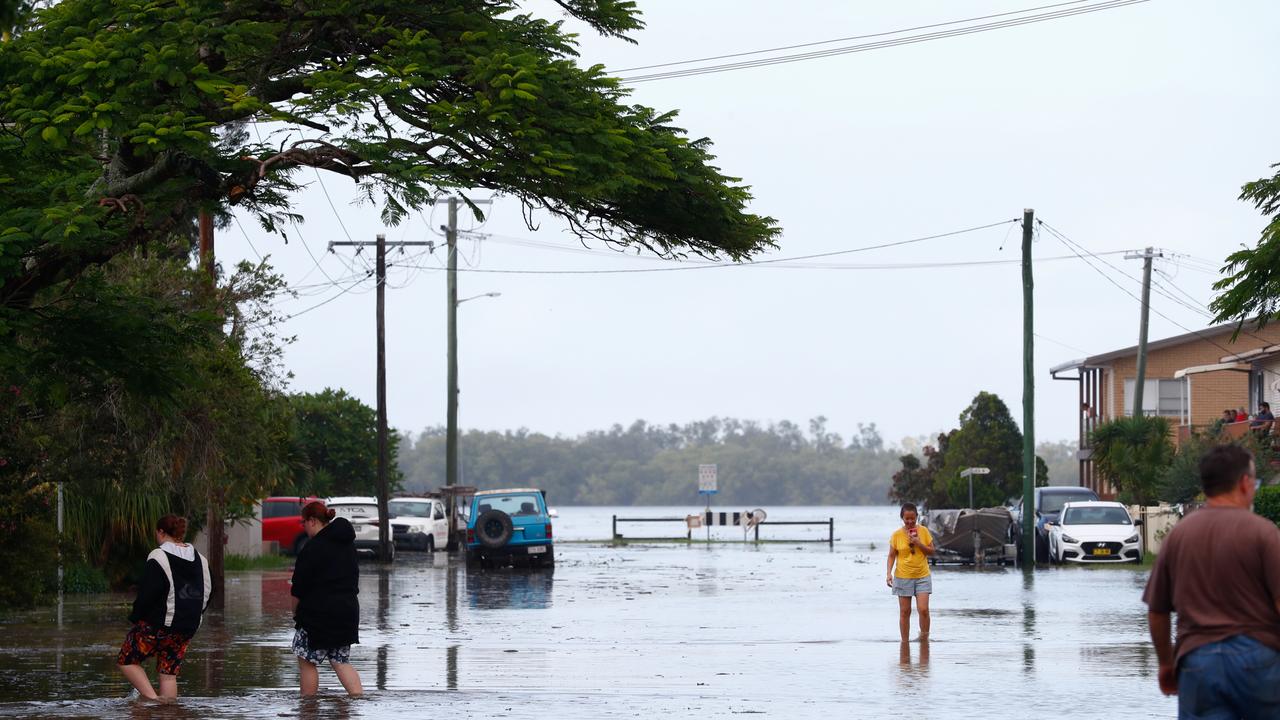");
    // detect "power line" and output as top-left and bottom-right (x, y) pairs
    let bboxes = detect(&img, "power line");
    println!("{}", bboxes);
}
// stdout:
(399, 220), (1018, 275)
(616, 0), (1096, 73)
(1040, 220), (1280, 389)
(619, 0), (1150, 83)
